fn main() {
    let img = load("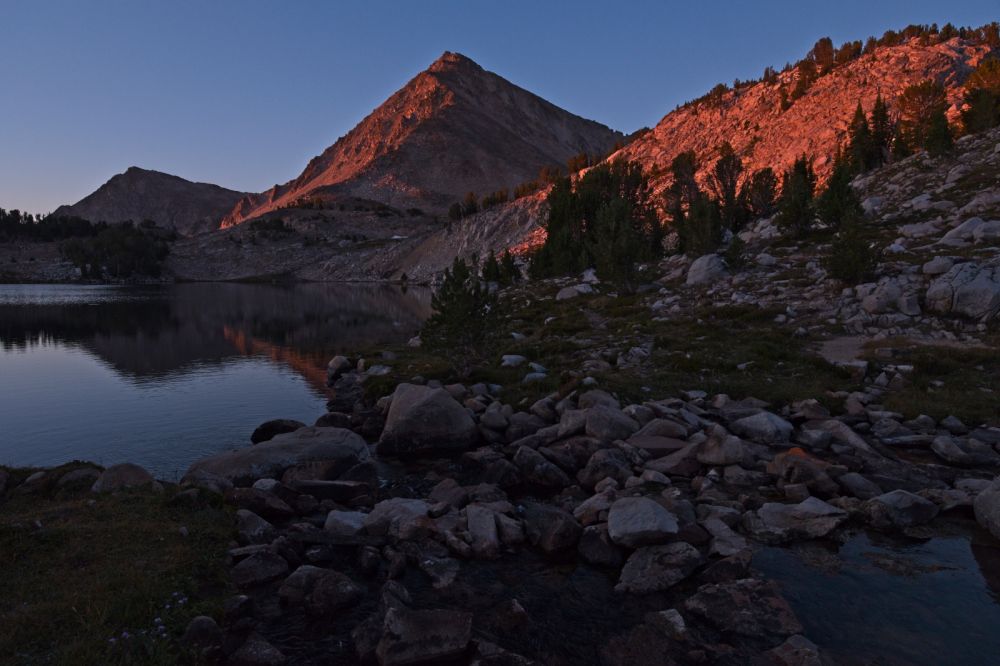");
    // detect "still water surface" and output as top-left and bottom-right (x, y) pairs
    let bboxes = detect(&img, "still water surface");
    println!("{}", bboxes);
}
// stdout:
(0, 283), (429, 478)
